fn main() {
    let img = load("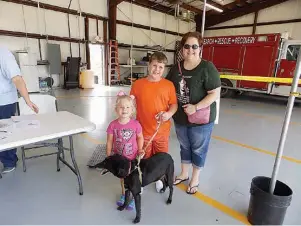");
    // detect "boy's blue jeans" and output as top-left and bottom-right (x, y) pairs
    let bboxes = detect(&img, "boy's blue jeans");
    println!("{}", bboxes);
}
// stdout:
(0, 103), (17, 167)
(175, 122), (214, 169)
